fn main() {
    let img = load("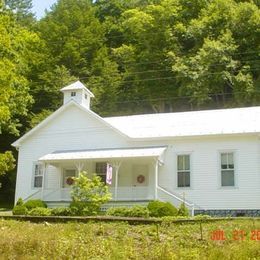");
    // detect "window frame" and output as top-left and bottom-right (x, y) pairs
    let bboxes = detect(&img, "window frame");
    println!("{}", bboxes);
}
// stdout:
(95, 162), (107, 183)
(71, 91), (76, 97)
(219, 150), (237, 188)
(32, 162), (44, 189)
(176, 153), (192, 189)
